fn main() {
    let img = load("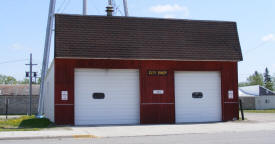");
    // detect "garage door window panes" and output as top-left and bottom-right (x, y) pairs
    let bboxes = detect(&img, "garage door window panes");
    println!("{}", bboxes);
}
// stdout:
(93, 93), (105, 99)
(192, 92), (203, 99)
